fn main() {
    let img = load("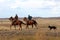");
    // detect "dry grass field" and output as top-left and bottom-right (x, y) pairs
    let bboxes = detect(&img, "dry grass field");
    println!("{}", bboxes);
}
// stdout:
(0, 18), (60, 40)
